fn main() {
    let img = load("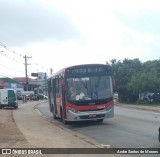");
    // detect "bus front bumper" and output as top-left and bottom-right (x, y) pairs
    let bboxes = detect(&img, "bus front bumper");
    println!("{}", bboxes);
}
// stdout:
(67, 106), (114, 121)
